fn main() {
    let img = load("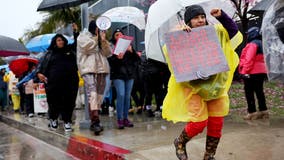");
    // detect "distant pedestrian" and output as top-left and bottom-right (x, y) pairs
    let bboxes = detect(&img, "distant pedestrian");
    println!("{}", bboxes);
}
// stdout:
(239, 26), (268, 120)
(108, 28), (140, 129)
(18, 63), (37, 118)
(4, 71), (20, 112)
(0, 68), (8, 111)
